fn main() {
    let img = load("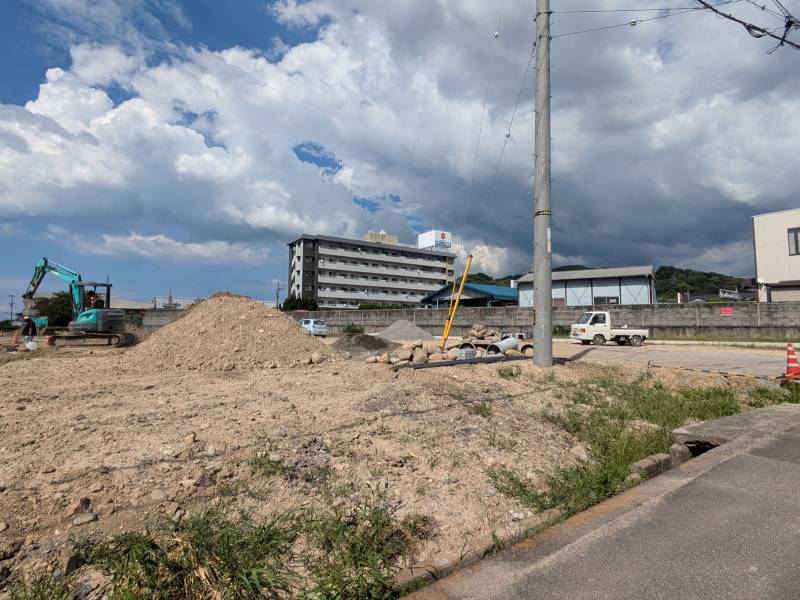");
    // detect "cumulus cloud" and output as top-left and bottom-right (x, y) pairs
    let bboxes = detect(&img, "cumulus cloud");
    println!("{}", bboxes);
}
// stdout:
(44, 225), (269, 264)
(1, 0), (798, 278)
